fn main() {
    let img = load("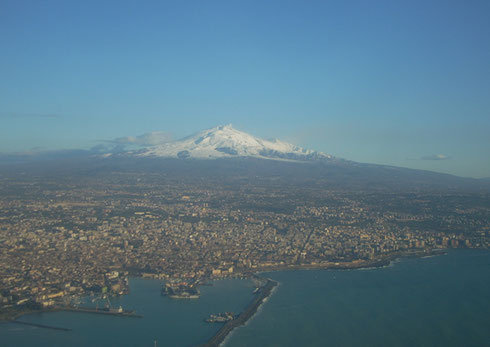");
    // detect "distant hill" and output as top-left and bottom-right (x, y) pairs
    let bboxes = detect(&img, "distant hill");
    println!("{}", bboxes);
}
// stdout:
(0, 156), (488, 193)
(0, 125), (488, 193)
